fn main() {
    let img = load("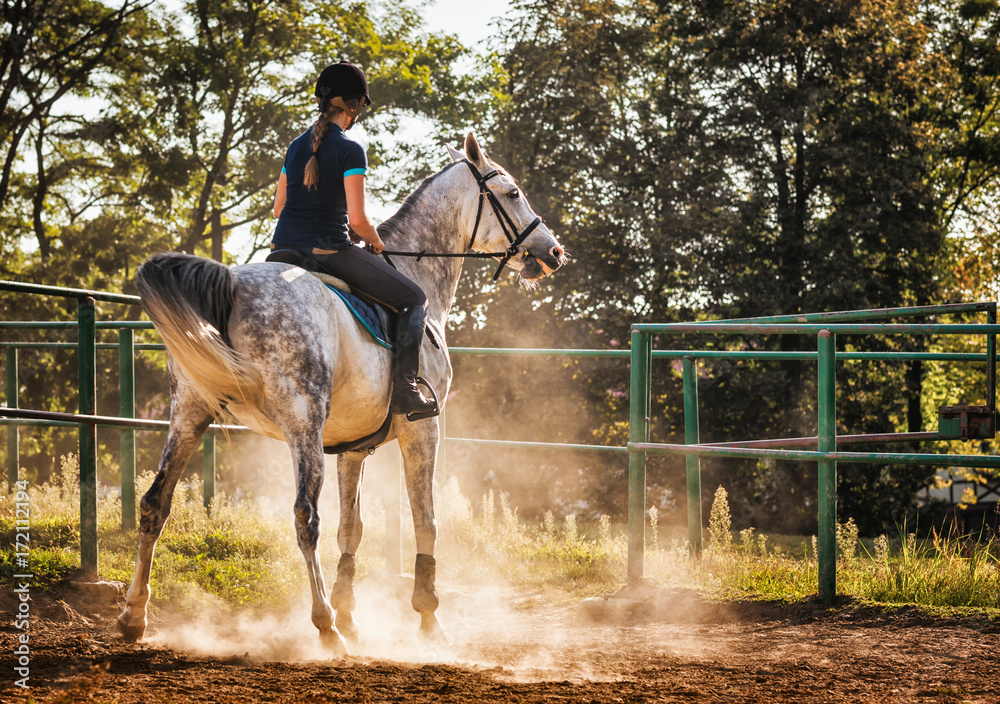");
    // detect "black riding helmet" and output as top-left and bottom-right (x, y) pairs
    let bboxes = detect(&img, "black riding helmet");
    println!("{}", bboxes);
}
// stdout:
(315, 61), (372, 107)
